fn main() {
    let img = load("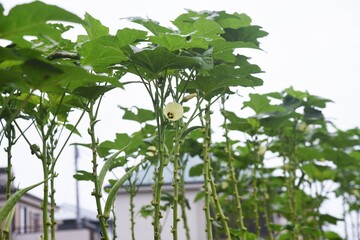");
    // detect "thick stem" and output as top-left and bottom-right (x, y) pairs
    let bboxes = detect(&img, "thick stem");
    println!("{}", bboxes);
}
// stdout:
(200, 106), (213, 240)
(171, 122), (182, 240)
(88, 103), (109, 240)
(49, 130), (58, 240)
(4, 124), (15, 240)
(41, 129), (49, 240)
(221, 101), (247, 239)
(179, 158), (191, 240)
(5, 124), (15, 200)
(152, 78), (167, 240)
(128, 182), (136, 240)
(259, 159), (274, 240)
(251, 161), (260, 237)
(112, 202), (117, 240)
